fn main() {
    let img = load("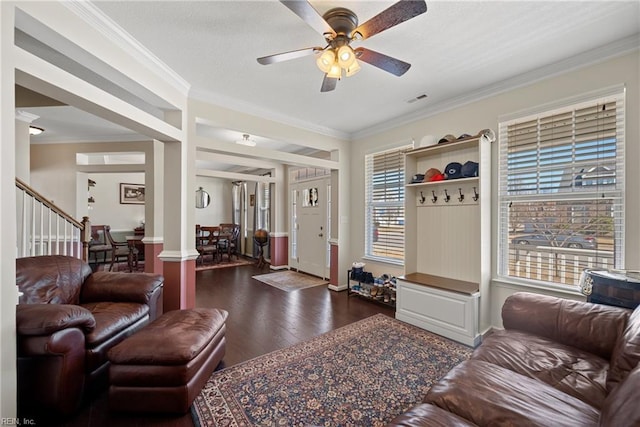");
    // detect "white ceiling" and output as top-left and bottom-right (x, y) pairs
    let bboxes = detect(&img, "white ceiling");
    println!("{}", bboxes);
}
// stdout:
(22, 1), (640, 146)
